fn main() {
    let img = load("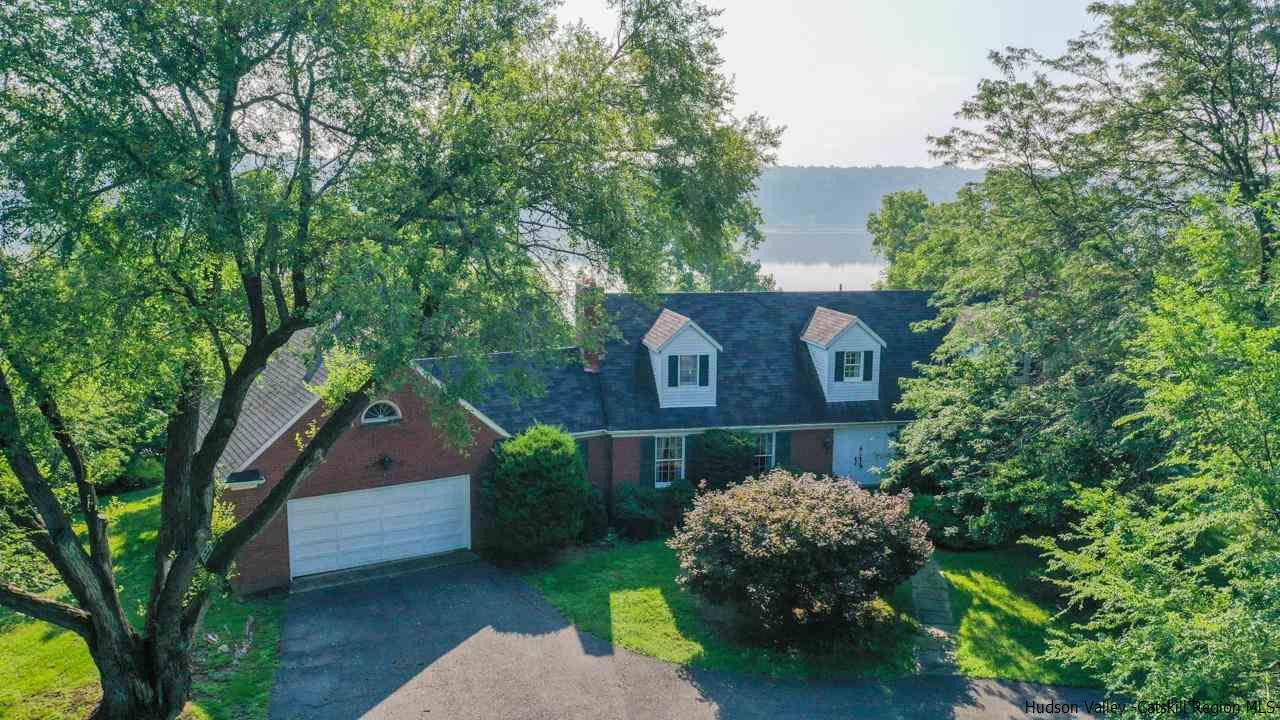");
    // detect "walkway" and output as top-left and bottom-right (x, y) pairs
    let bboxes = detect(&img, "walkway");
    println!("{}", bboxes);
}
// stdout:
(910, 556), (960, 674)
